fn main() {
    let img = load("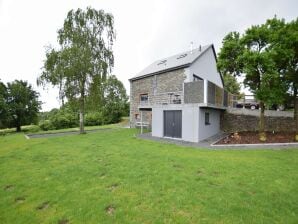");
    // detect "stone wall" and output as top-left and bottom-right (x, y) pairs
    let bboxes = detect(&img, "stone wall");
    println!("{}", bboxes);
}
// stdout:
(184, 81), (204, 104)
(130, 68), (186, 127)
(221, 112), (295, 132)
